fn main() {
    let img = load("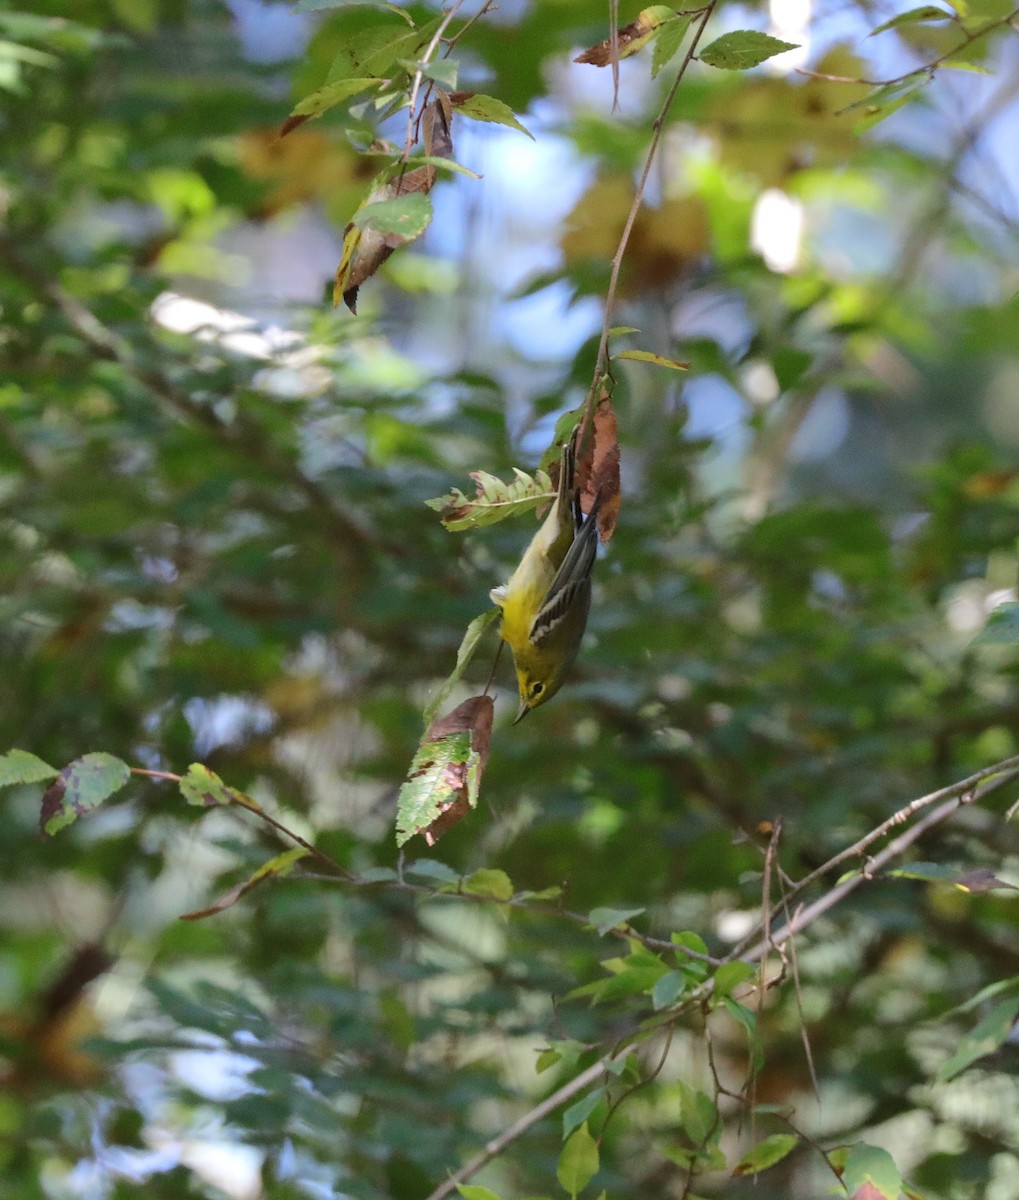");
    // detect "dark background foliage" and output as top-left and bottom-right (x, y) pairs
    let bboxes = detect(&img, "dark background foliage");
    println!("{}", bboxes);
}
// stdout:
(2, 1), (1019, 1198)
